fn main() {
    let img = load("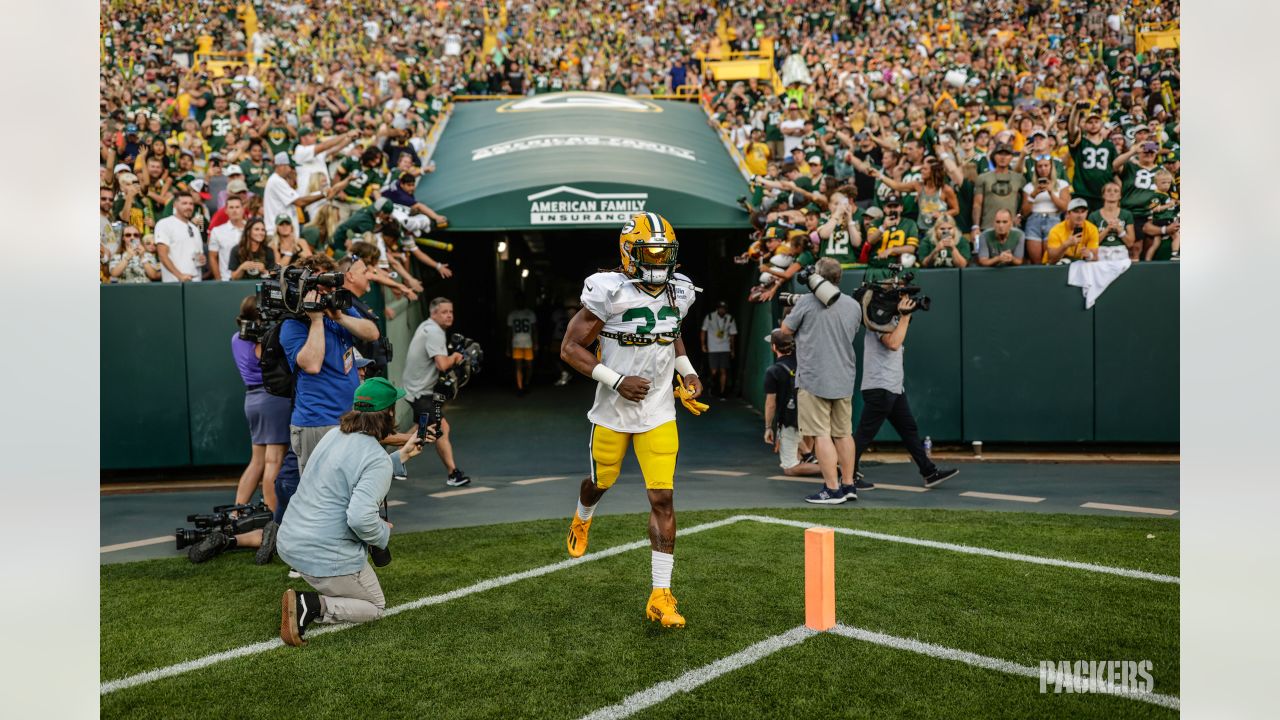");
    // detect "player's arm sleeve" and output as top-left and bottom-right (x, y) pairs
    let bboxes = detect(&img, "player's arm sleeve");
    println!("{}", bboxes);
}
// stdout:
(580, 274), (614, 322)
